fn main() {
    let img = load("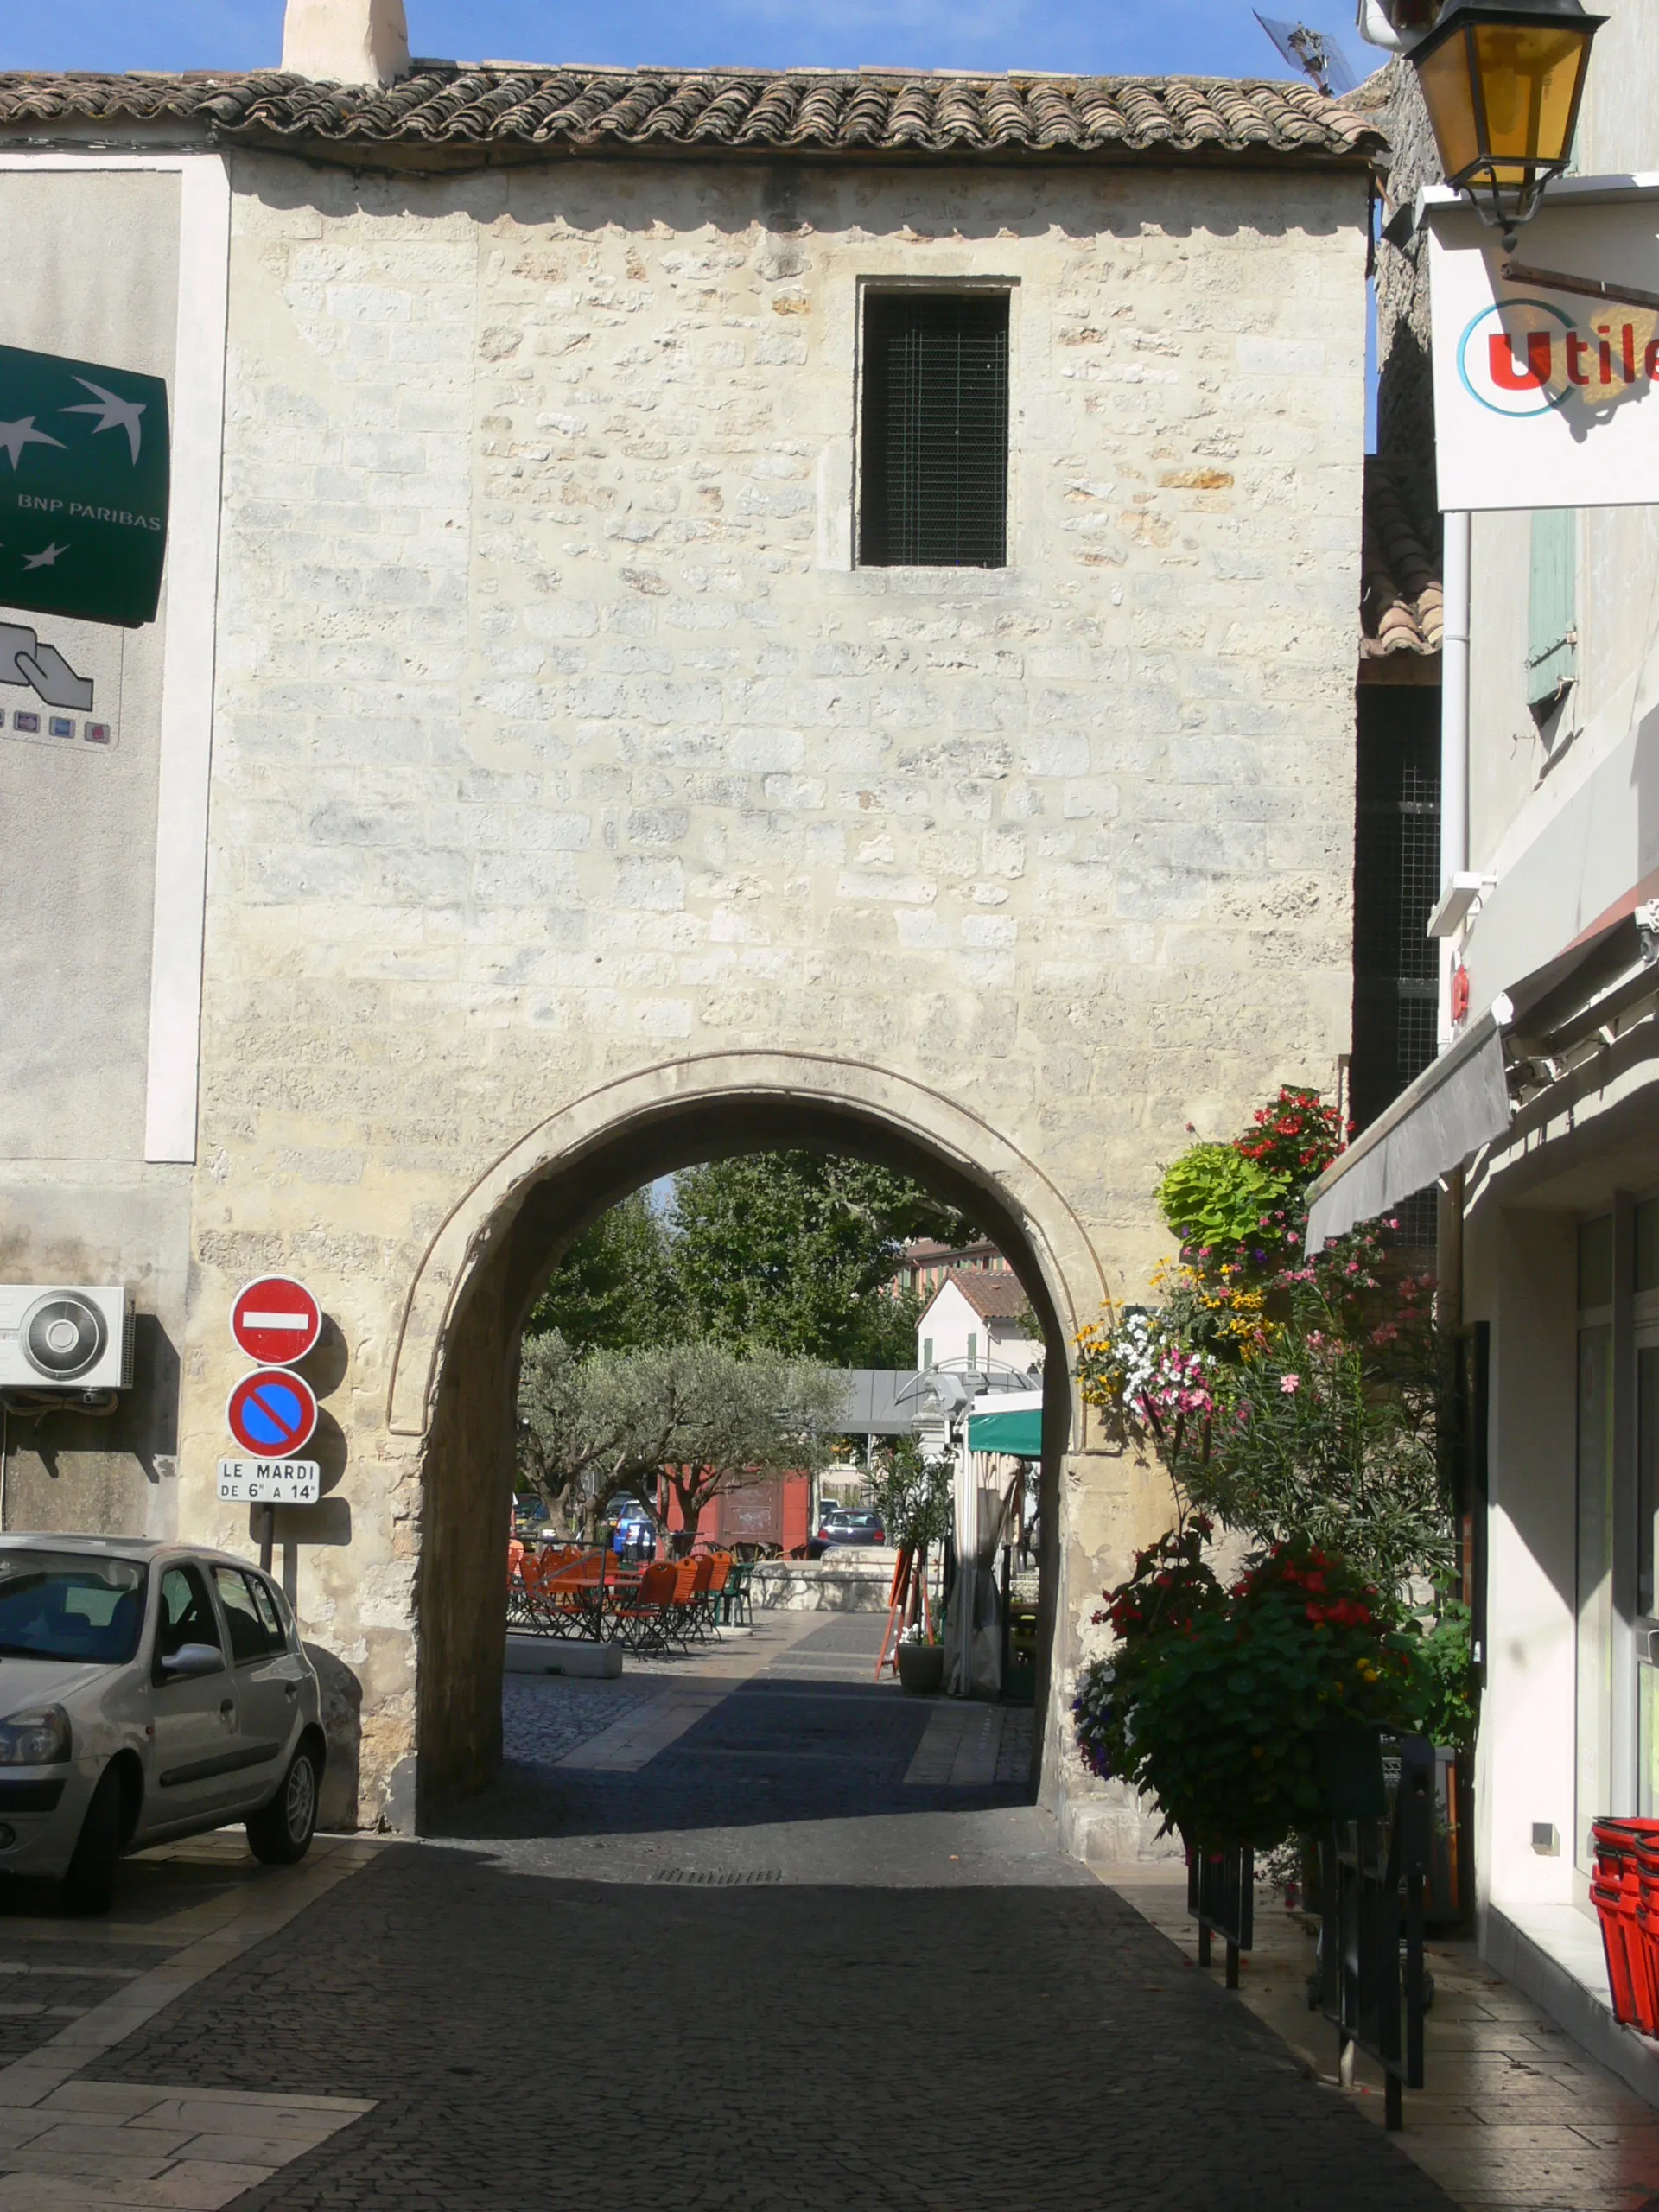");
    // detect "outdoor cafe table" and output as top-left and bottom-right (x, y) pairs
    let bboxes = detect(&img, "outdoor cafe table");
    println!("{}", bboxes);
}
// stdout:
(529, 1554), (644, 1641)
